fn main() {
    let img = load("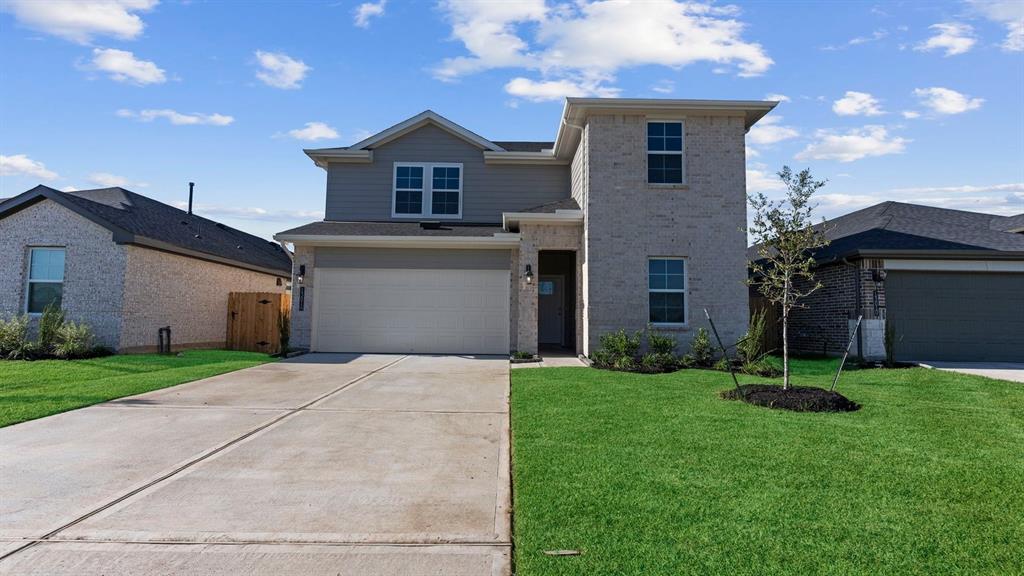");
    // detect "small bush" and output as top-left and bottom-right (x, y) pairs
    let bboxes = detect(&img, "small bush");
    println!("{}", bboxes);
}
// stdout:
(742, 357), (783, 378)
(688, 328), (714, 368)
(591, 329), (642, 370)
(640, 352), (678, 373)
(52, 321), (95, 359)
(738, 309), (769, 363)
(511, 350), (535, 360)
(37, 303), (65, 354)
(0, 315), (33, 359)
(647, 331), (677, 356)
(612, 355), (638, 372)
